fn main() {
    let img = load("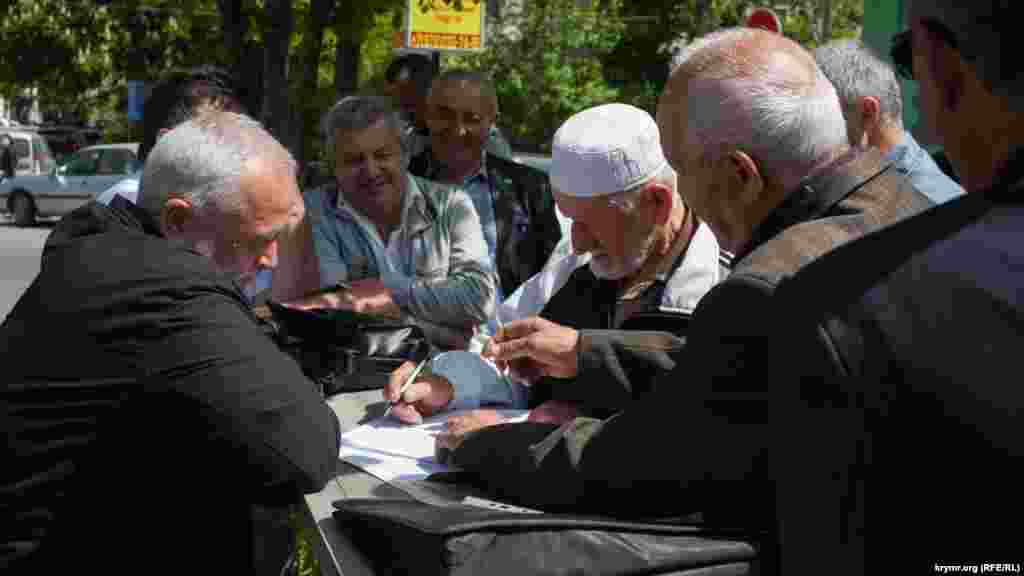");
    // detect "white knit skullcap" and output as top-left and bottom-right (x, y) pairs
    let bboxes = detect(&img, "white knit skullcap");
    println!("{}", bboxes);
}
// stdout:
(550, 103), (668, 198)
